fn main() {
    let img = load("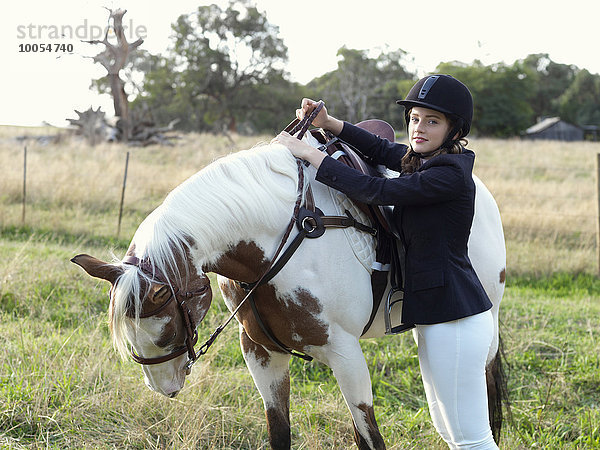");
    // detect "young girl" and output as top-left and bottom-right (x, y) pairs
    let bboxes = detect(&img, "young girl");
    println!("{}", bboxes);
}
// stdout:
(276, 74), (499, 449)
